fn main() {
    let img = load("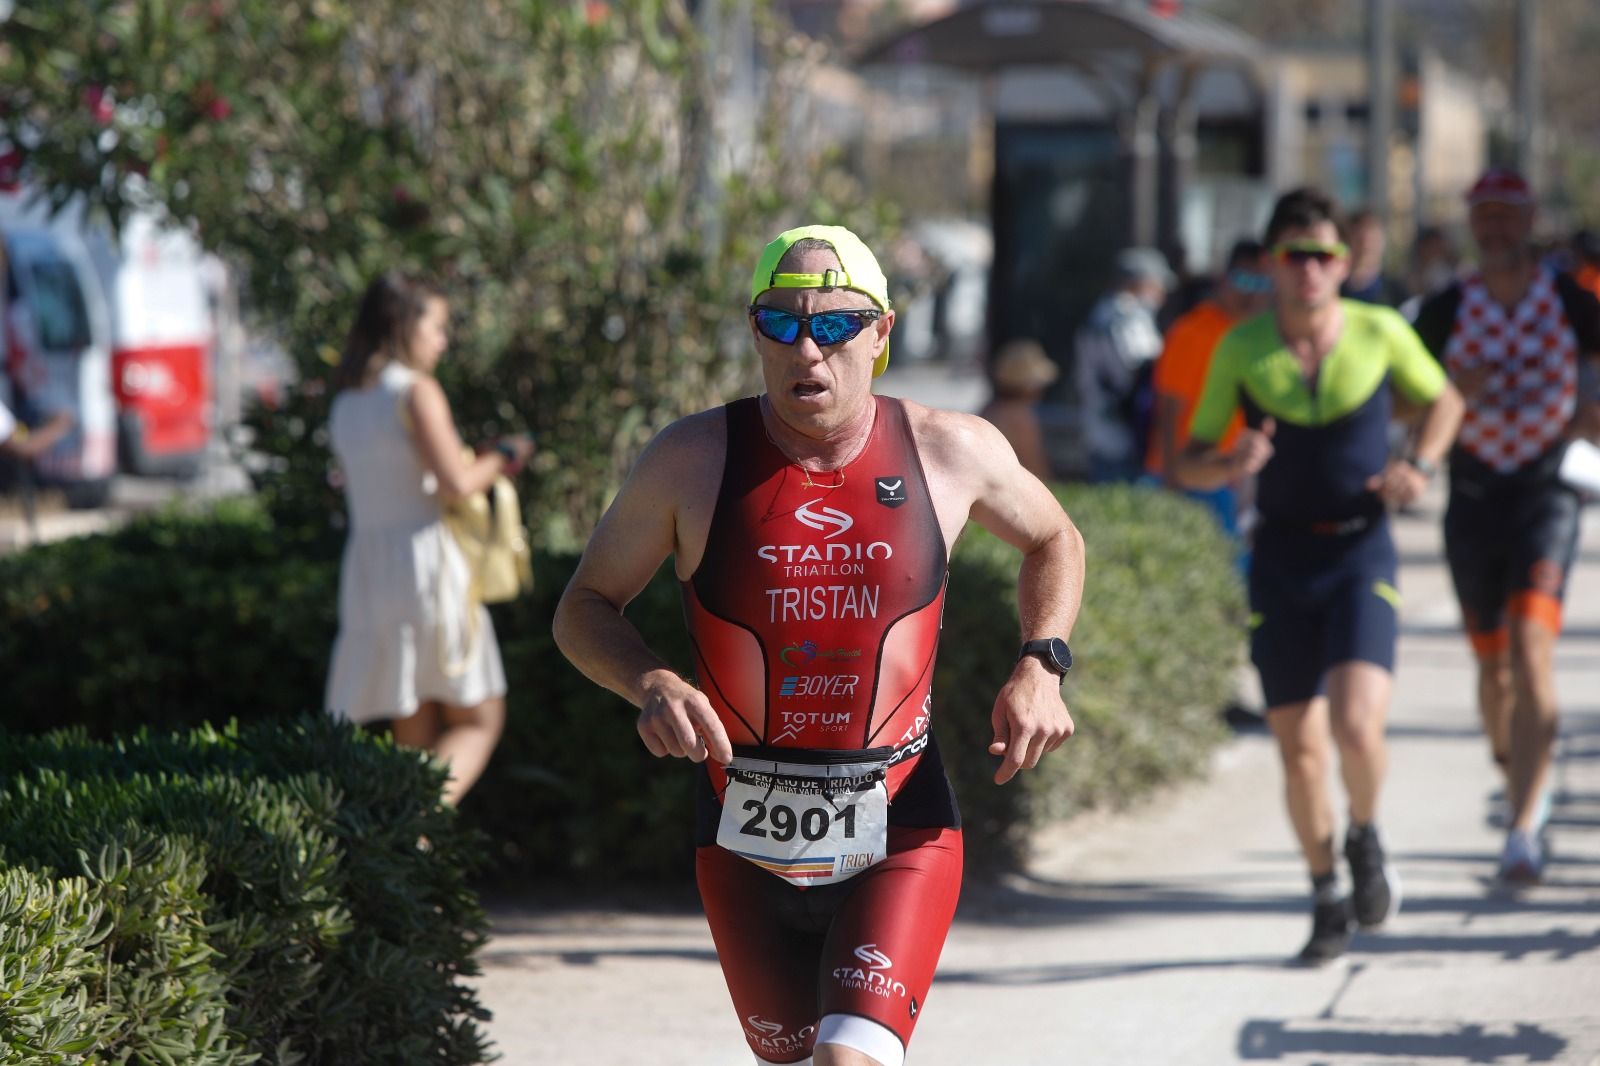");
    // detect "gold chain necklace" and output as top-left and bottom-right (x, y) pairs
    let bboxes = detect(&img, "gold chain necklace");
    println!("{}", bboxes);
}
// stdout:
(797, 466), (845, 490)
(758, 396), (849, 490)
